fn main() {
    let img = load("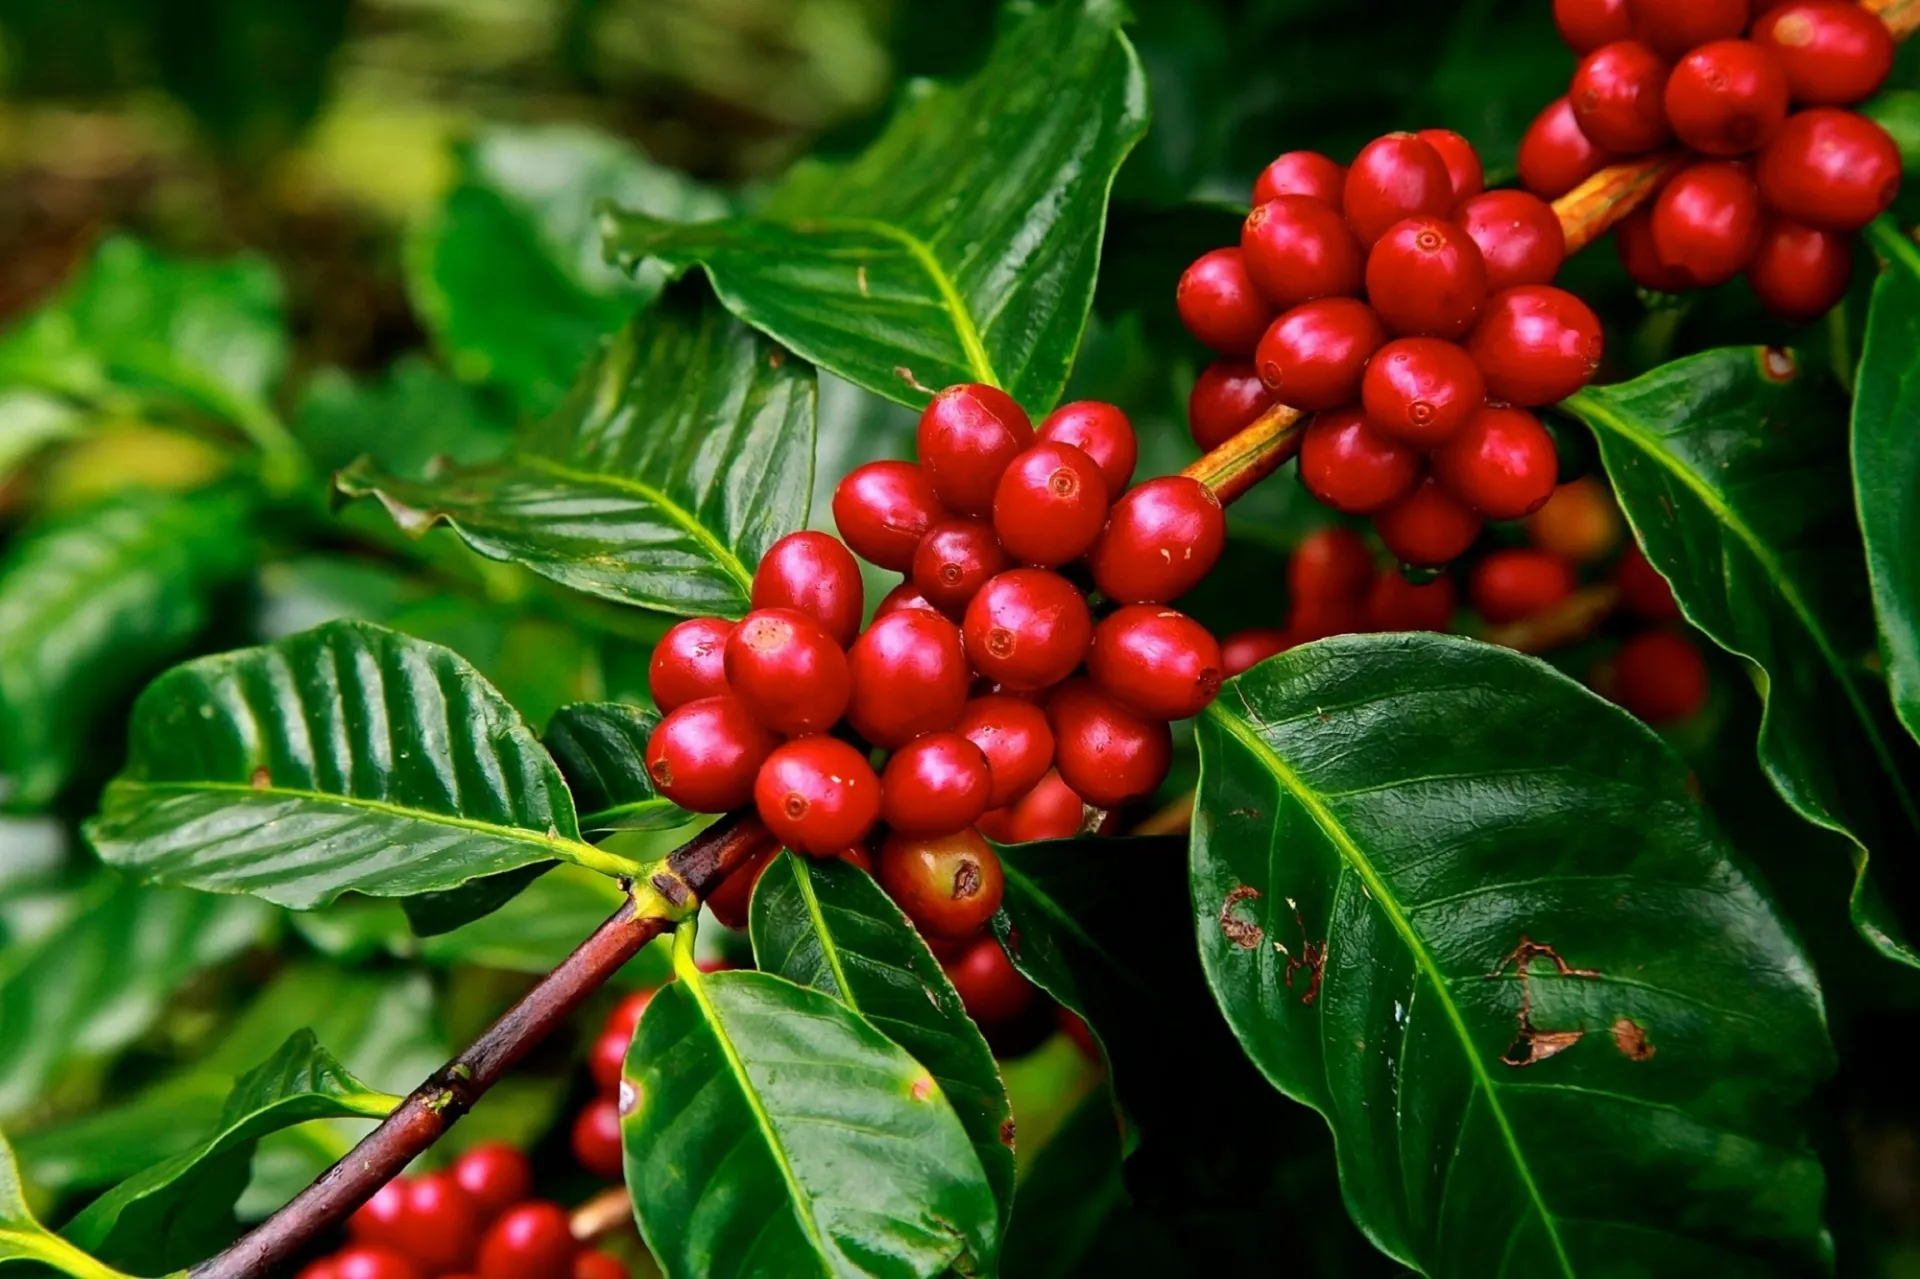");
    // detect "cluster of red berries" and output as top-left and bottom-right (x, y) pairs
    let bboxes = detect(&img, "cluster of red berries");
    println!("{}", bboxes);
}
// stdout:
(1221, 481), (1708, 725)
(1178, 128), (1602, 568)
(644, 384), (1227, 943)
(571, 993), (651, 1182)
(300, 1145), (624, 1279)
(1525, 0), (1900, 320)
